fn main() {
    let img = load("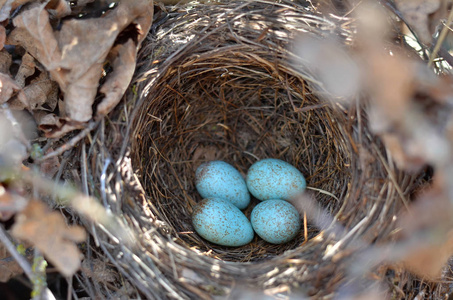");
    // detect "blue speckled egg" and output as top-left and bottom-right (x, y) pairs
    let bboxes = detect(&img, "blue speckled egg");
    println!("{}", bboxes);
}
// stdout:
(251, 199), (301, 244)
(195, 161), (250, 209)
(246, 158), (306, 201)
(192, 198), (254, 246)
